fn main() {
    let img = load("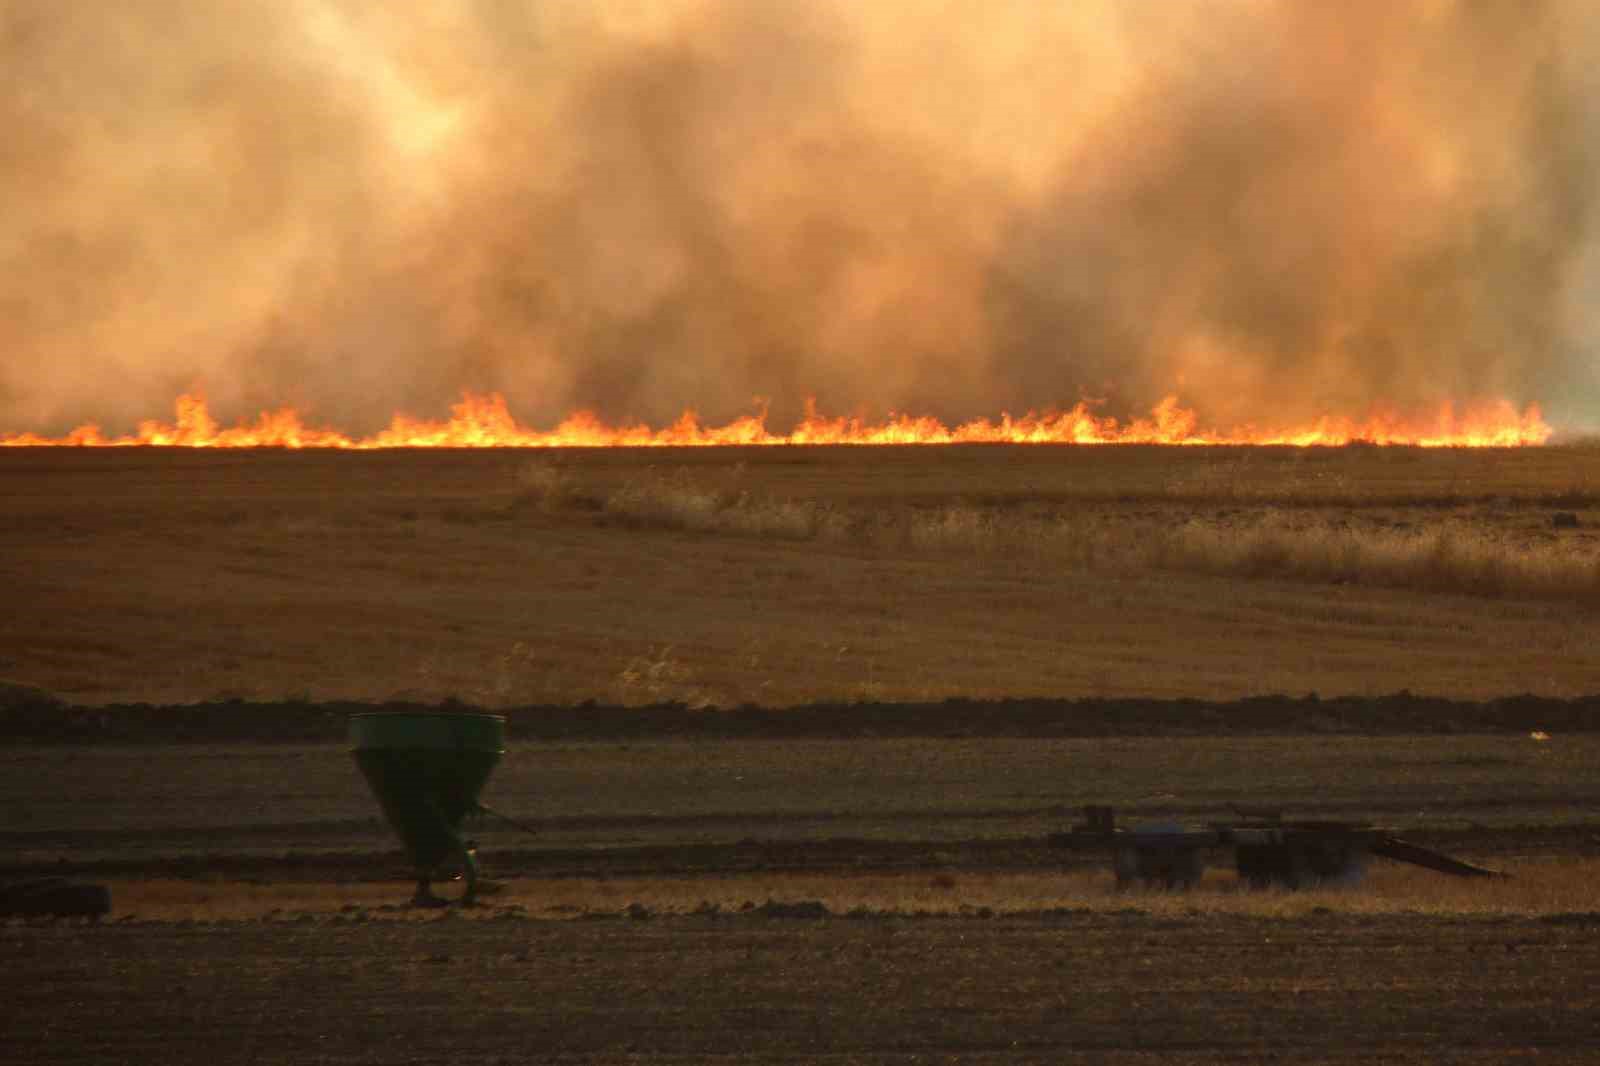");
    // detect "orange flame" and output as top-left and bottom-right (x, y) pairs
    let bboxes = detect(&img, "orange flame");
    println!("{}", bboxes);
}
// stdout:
(0, 392), (1553, 448)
